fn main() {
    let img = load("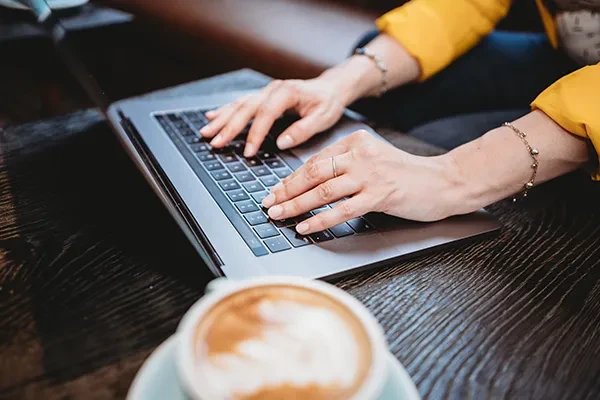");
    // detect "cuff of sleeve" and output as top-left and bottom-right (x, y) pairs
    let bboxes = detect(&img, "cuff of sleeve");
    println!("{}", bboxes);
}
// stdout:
(531, 64), (600, 181)
(376, 4), (454, 81)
